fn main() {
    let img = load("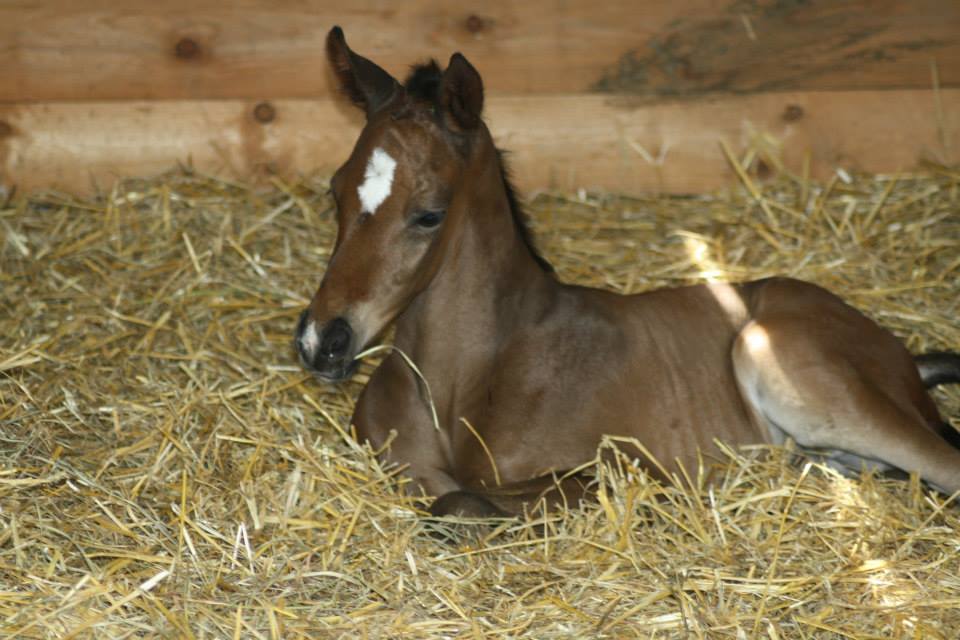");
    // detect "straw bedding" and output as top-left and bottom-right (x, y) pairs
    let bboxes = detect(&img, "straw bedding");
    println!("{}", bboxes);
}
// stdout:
(1, 160), (959, 638)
